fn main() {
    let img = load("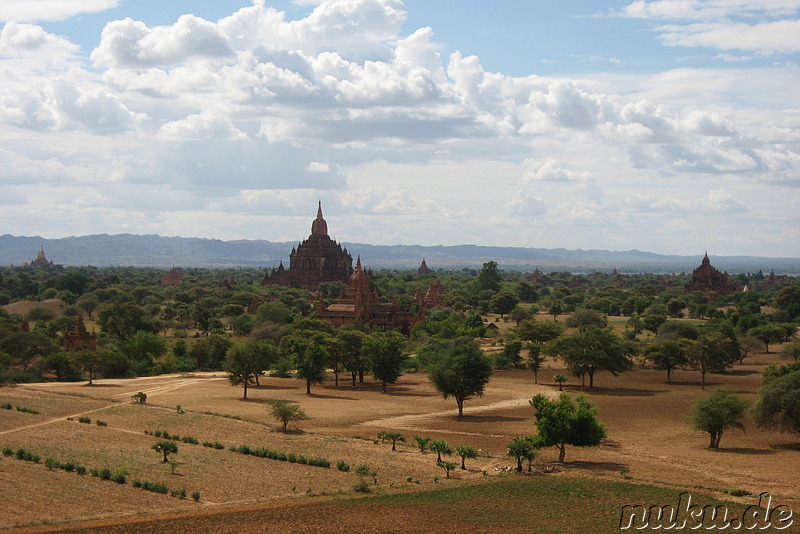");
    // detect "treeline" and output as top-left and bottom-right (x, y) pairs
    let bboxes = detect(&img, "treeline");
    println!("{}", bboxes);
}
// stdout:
(1, 262), (798, 393)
